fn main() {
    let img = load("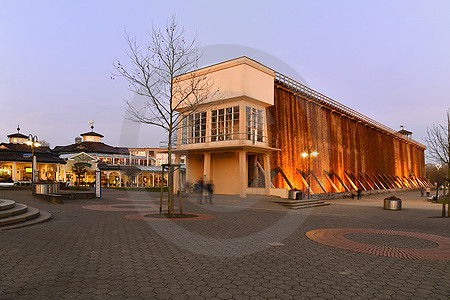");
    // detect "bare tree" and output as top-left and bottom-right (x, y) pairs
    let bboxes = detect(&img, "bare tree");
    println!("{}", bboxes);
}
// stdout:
(424, 111), (449, 165)
(72, 162), (91, 188)
(113, 16), (212, 216)
(425, 111), (450, 217)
